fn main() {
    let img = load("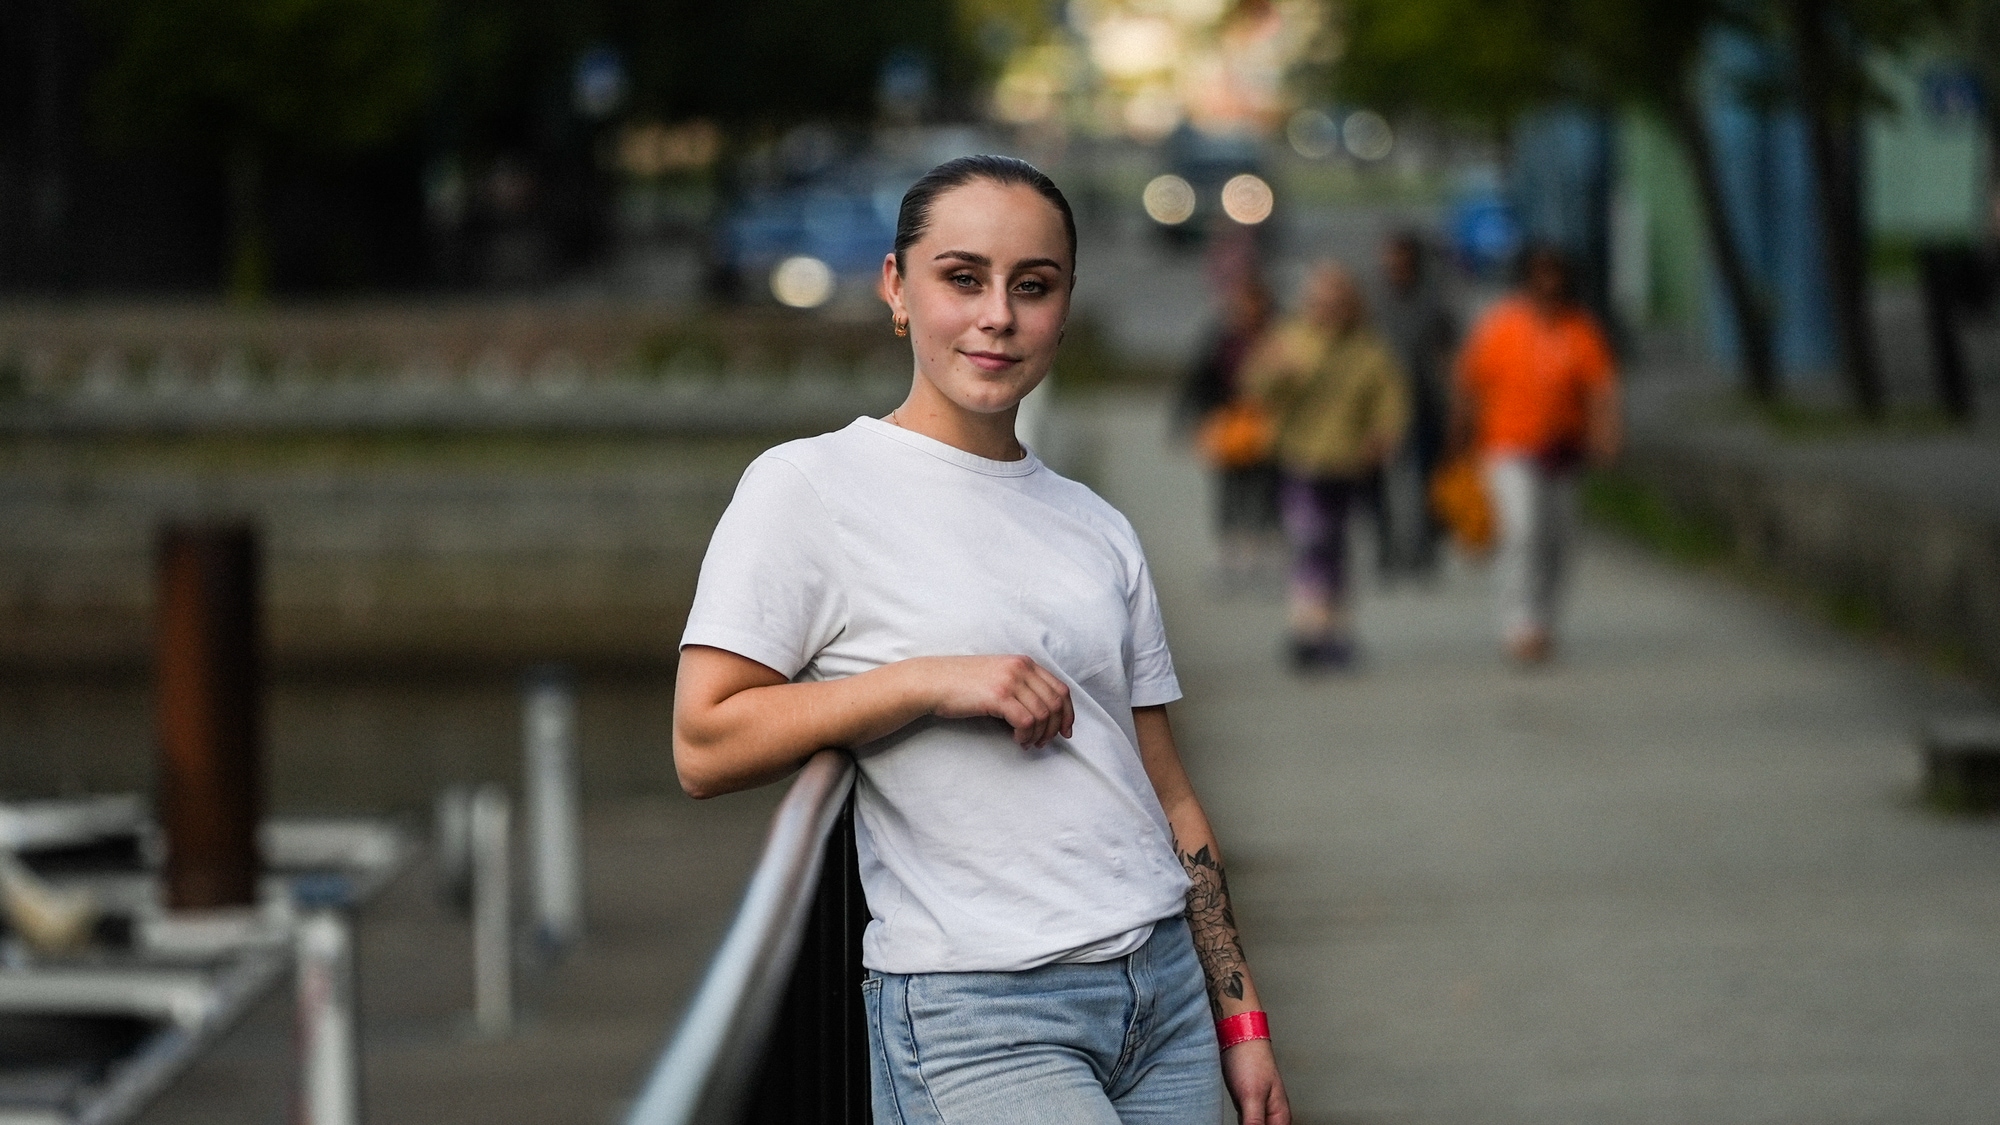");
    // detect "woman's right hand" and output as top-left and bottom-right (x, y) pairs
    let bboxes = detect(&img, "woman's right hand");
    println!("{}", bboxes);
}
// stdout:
(906, 655), (1075, 748)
